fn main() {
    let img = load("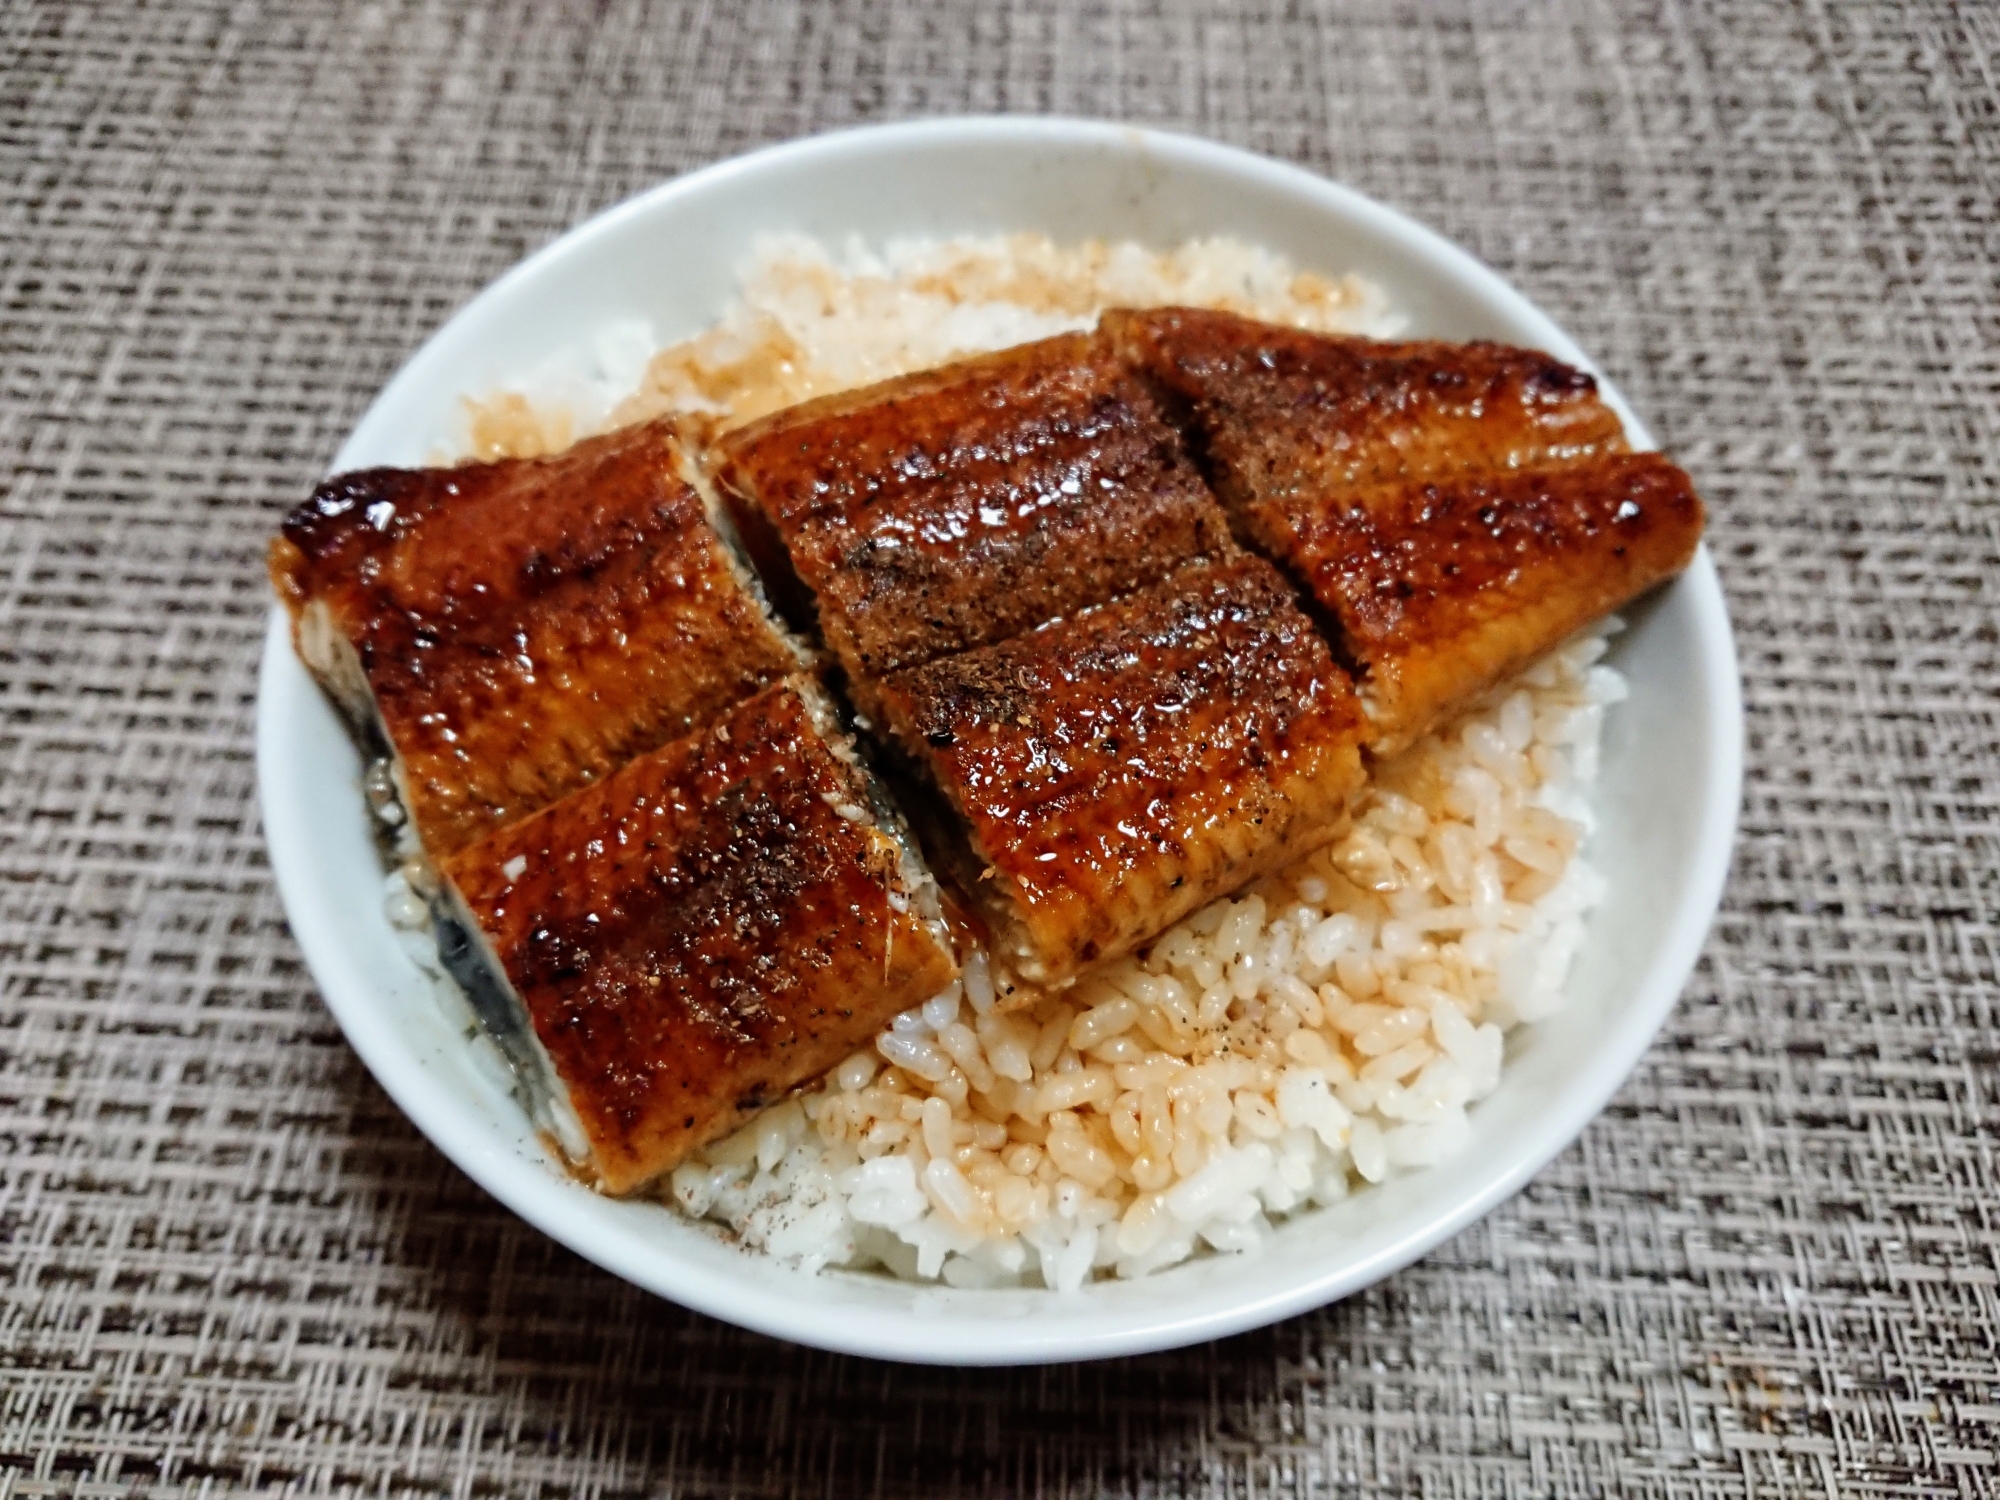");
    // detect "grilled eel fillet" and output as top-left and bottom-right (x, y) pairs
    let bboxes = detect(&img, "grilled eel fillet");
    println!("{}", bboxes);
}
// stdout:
(1257, 456), (1705, 752)
(1102, 306), (1632, 501)
(439, 676), (957, 1194)
(712, 330), (1234, 716)
(876, 555), (1368, 986)
(1102, 306), (1703, 750)
(270, 417), (801, 857)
